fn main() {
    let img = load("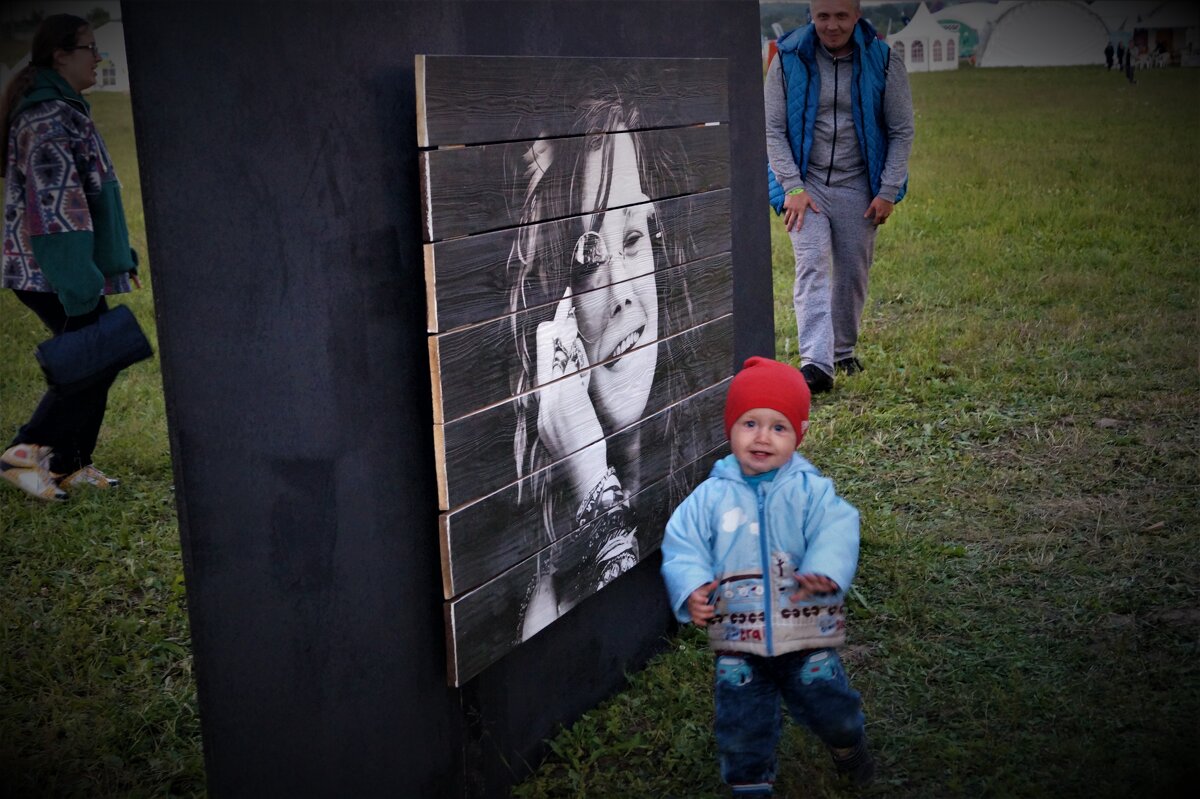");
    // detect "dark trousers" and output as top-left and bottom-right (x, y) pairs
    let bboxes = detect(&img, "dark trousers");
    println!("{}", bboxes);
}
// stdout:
(9, 290), (114, 474)
(714, 648), (864, 793)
